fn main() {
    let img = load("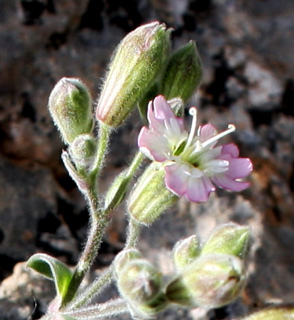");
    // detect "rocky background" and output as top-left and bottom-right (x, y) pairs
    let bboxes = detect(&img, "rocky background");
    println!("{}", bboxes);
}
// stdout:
(0, 0), (294, 319)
